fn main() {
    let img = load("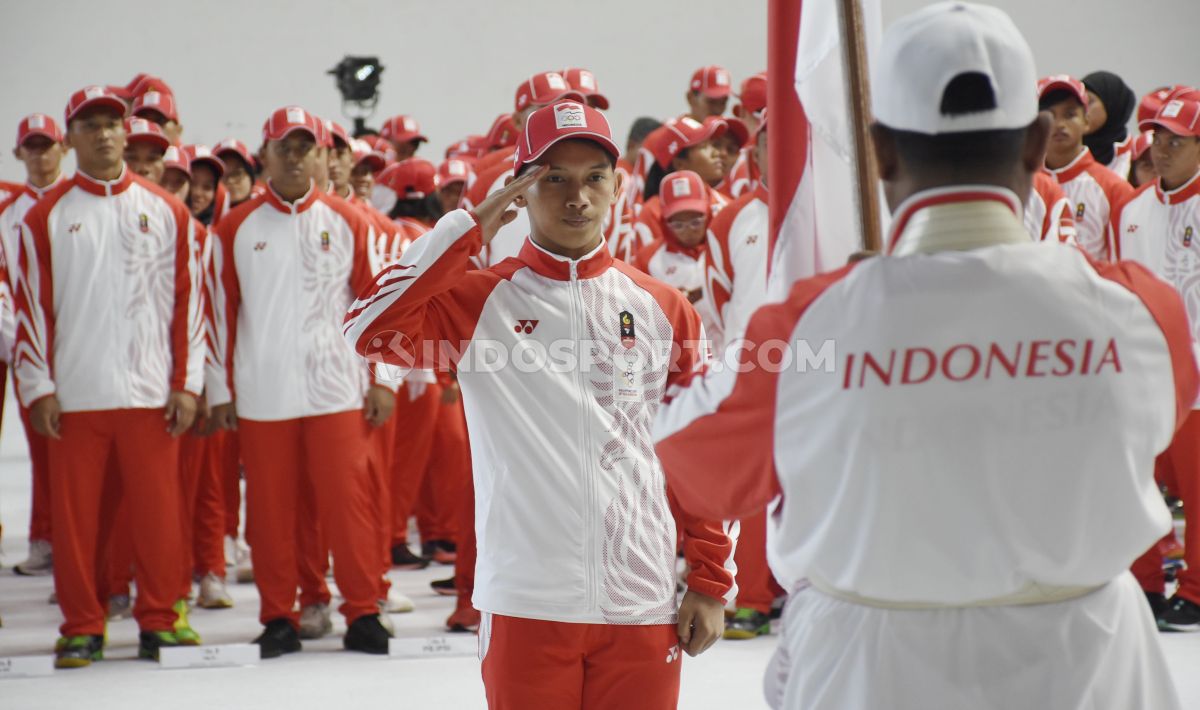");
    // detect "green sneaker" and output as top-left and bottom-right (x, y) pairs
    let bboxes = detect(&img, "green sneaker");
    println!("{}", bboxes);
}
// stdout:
(55, 634), (105, 668)
(138, 630), (180, 661)
(173, 598), (202, 645)
(723, 608), (771, 640)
